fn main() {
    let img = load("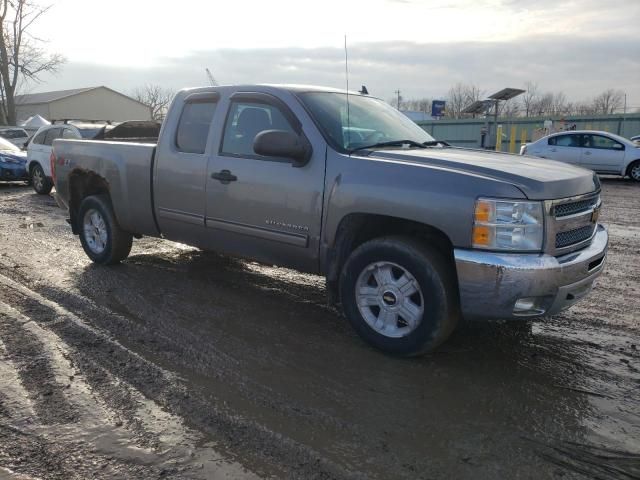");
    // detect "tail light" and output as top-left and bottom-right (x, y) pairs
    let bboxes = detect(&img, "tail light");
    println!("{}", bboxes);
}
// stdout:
(50, 151), (57, 184)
